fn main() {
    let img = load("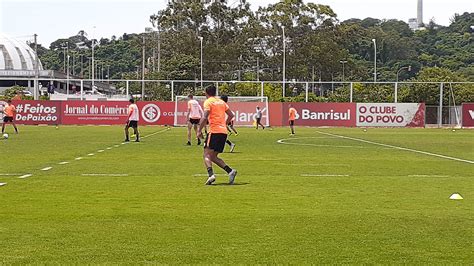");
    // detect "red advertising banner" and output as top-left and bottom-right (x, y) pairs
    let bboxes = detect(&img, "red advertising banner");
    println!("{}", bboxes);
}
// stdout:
(462, 103), (474, 127)
(2, 100), (429, 128)
(356, 103), (425, 127)
(10, 100), (61, 125)
(282, 103), (356, 127)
